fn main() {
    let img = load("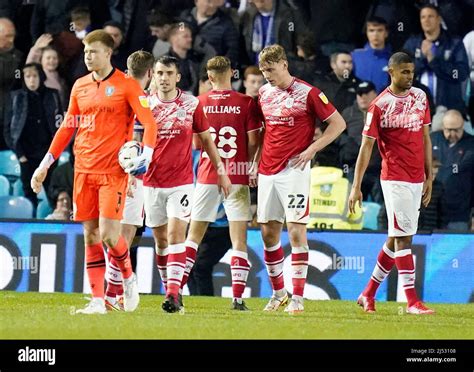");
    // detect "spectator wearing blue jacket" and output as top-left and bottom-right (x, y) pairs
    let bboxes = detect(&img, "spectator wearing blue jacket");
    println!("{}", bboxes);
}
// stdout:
(431, 110), (474, 231)
(403, 4), (470, 116)
(352, 17), (391, 94)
